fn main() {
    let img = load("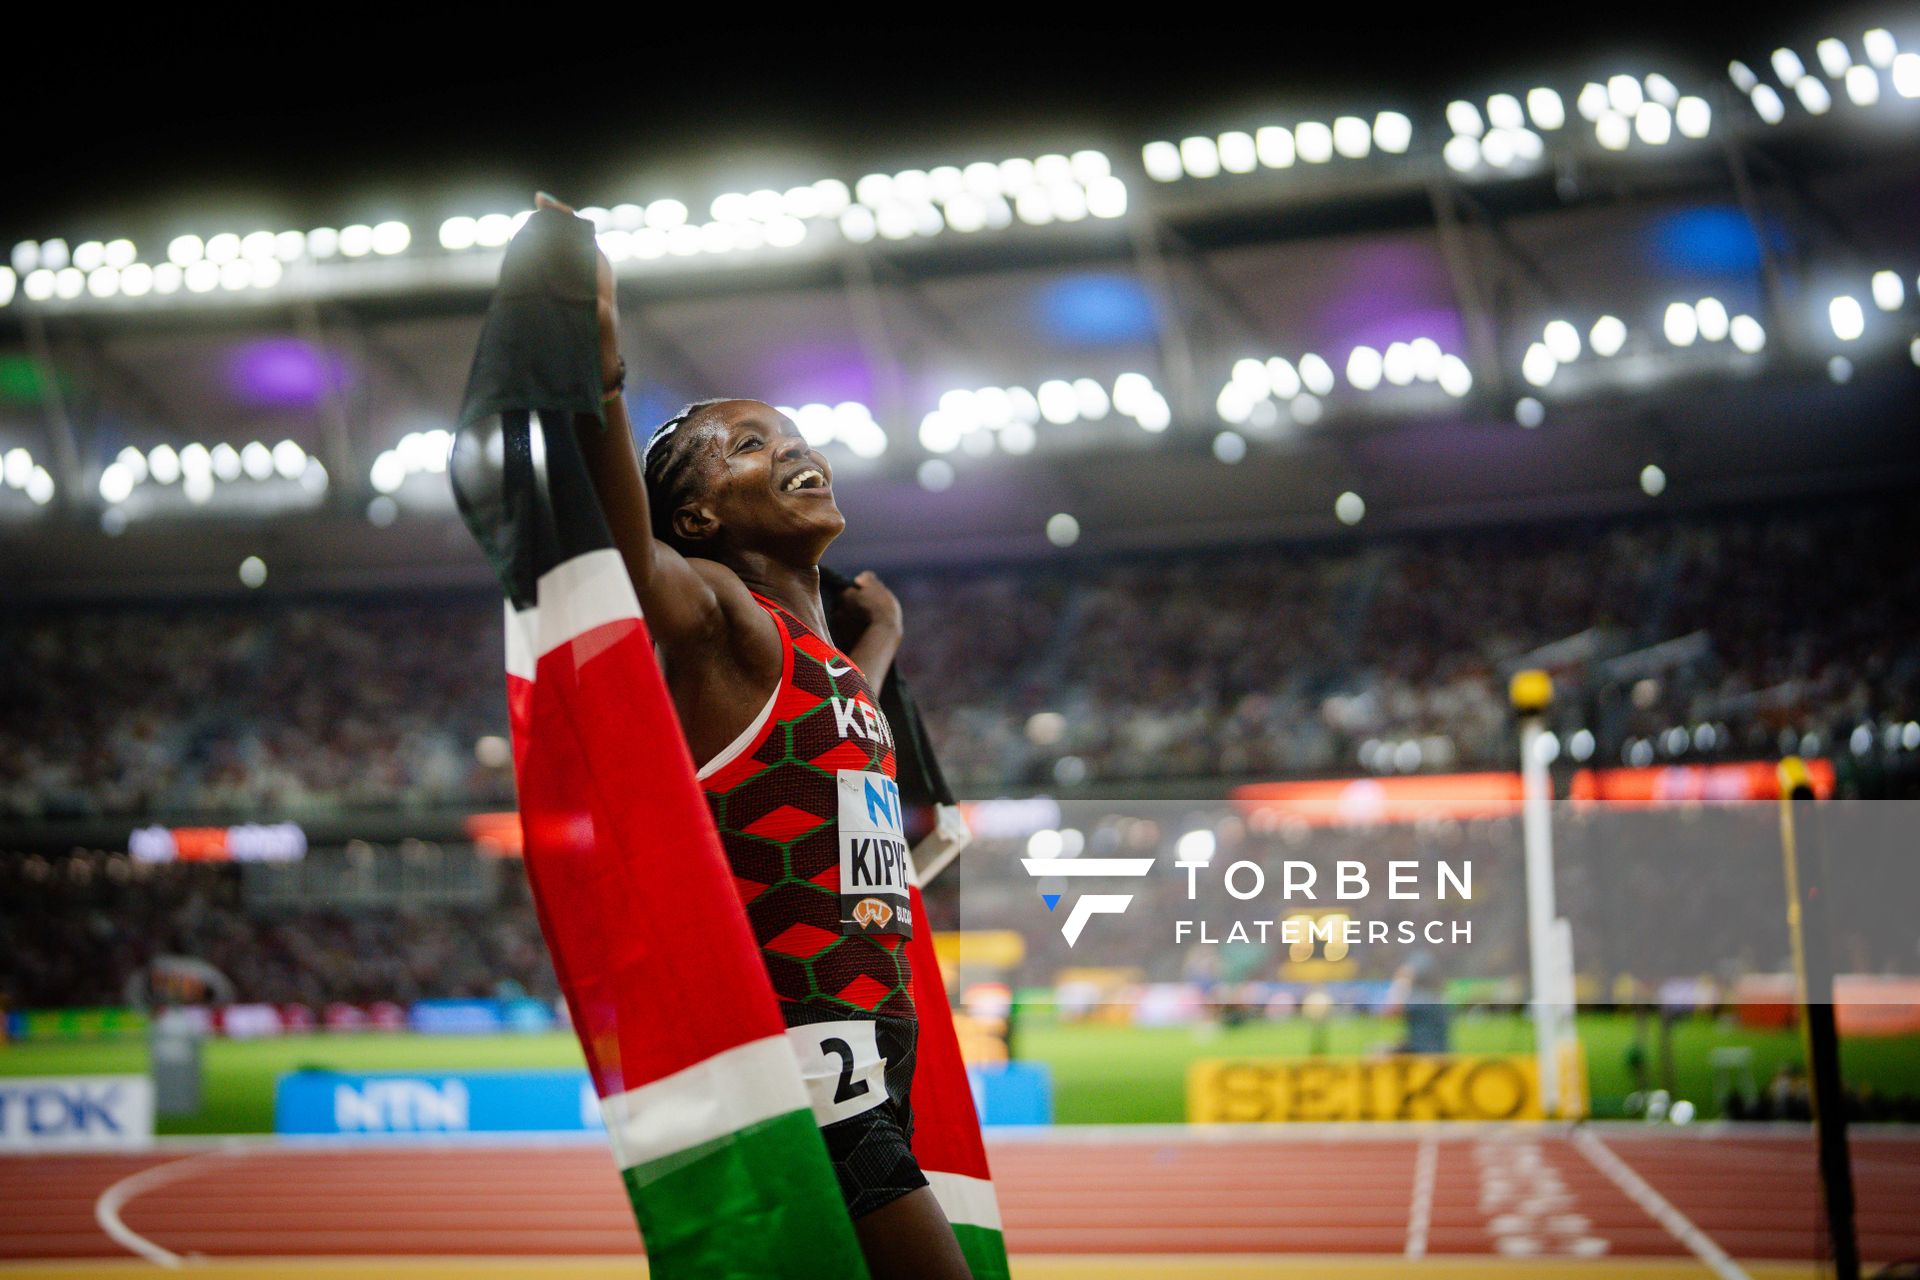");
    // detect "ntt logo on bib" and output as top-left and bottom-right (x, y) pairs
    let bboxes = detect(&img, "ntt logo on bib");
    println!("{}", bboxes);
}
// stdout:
(1022, 851), (1155, 947)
